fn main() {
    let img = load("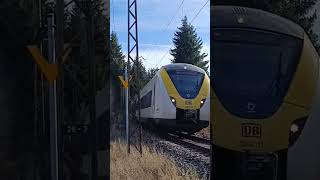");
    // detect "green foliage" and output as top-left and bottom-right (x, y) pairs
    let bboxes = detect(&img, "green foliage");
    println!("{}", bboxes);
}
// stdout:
(214, 0), (320, 53)
(61, 0), (109, 122)
(110, 31), (125, 110)
(92, 0), (109, 91)
(111, 31), (125, 76)
(146, 67), (159, 80)
(128, 58), (148, 99)
(170, 16), (209, 73)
